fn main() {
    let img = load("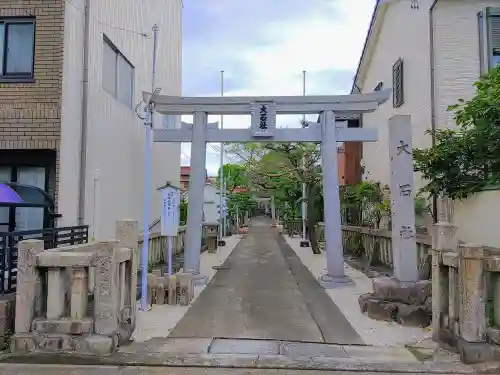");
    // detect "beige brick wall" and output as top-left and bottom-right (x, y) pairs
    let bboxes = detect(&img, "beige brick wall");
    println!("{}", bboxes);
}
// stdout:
(0, 0), (66, 202)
